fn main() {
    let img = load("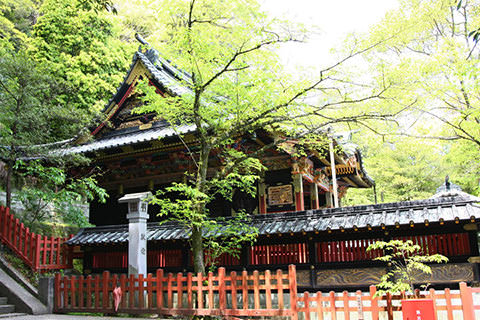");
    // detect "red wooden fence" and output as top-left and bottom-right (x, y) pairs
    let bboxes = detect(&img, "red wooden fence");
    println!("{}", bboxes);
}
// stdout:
(394, 233), (471, 257)
(250, 243), (309, 265)
(0, 206), (73, 272)
(92, 249), (183, 269)
(298, 283), (479, 320)
(55, 265), (297, 318)
(54, 265), (480, 319)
